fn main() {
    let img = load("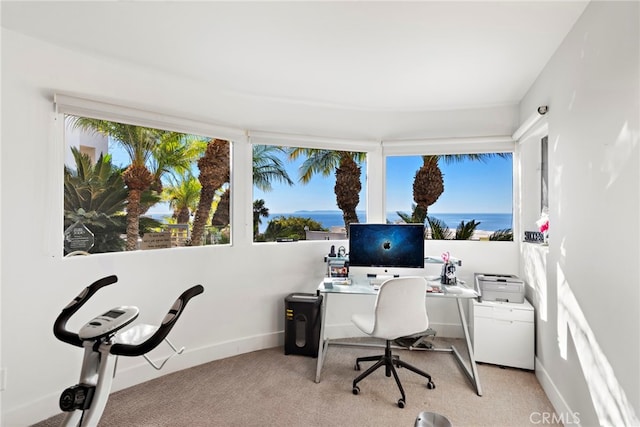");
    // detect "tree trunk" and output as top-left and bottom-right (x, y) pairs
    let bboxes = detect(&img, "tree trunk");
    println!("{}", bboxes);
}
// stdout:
(191, 139), (230, 246)
(211, 189), (230, 227)
(413, 156), (444, 221)
(191, 187), (216, 246)
(335, 155), (361, 234)
(122, 163), (154, 250)
(176, 206), (190, 224)
(125, 189), (142, 250)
